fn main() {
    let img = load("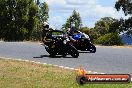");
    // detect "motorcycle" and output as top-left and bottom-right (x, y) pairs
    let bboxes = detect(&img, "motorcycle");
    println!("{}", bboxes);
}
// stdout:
(72, 31), (96, 53)
(44, 30), (79, 58)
